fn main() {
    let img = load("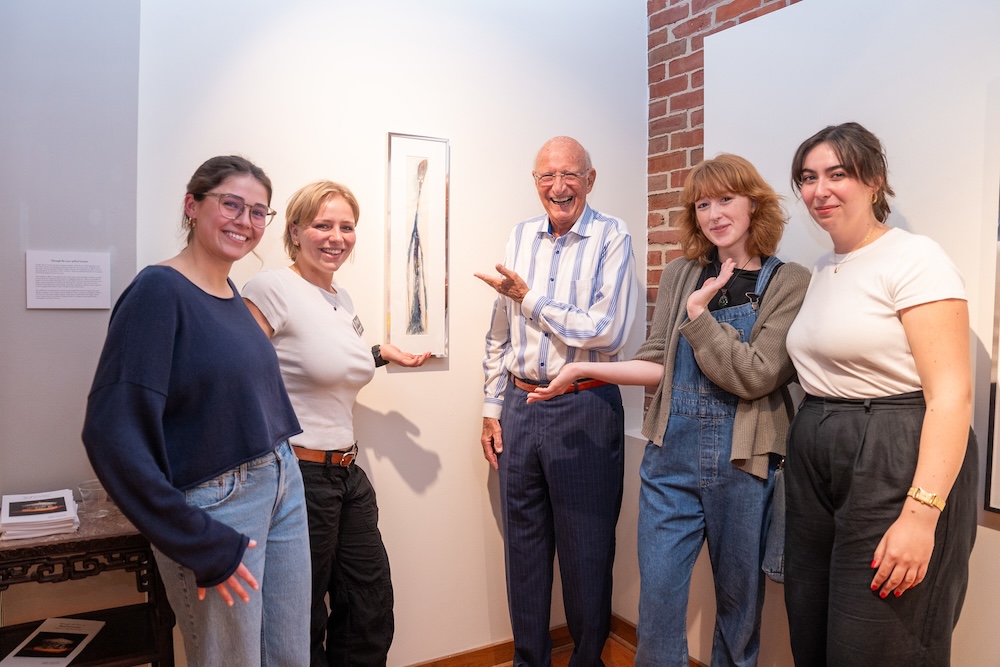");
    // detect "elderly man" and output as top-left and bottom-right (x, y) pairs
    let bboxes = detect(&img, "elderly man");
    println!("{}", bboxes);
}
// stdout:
(476, 136), (637, 666)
